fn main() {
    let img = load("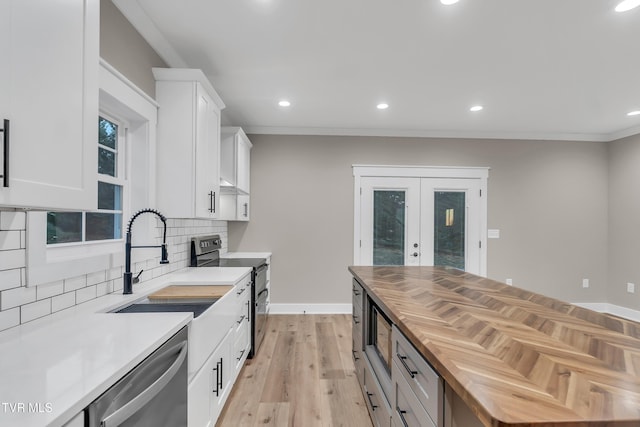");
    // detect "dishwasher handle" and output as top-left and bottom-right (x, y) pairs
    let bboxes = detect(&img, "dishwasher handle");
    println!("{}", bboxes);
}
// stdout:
(101, 341), (187, 427)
